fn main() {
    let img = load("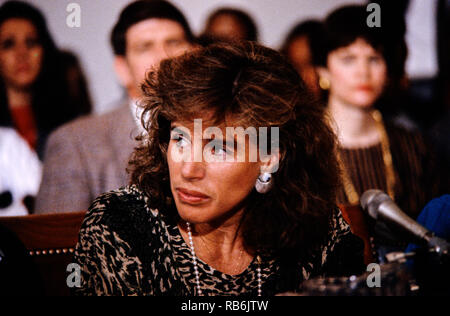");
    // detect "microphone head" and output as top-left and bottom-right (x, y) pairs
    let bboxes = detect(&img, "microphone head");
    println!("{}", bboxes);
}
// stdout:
(360, 189), (391, 219)
(361, 190), (434, 244)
